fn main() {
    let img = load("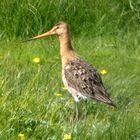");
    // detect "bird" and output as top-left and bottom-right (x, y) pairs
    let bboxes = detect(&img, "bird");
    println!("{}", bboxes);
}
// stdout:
(27, 21), (116, 119)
